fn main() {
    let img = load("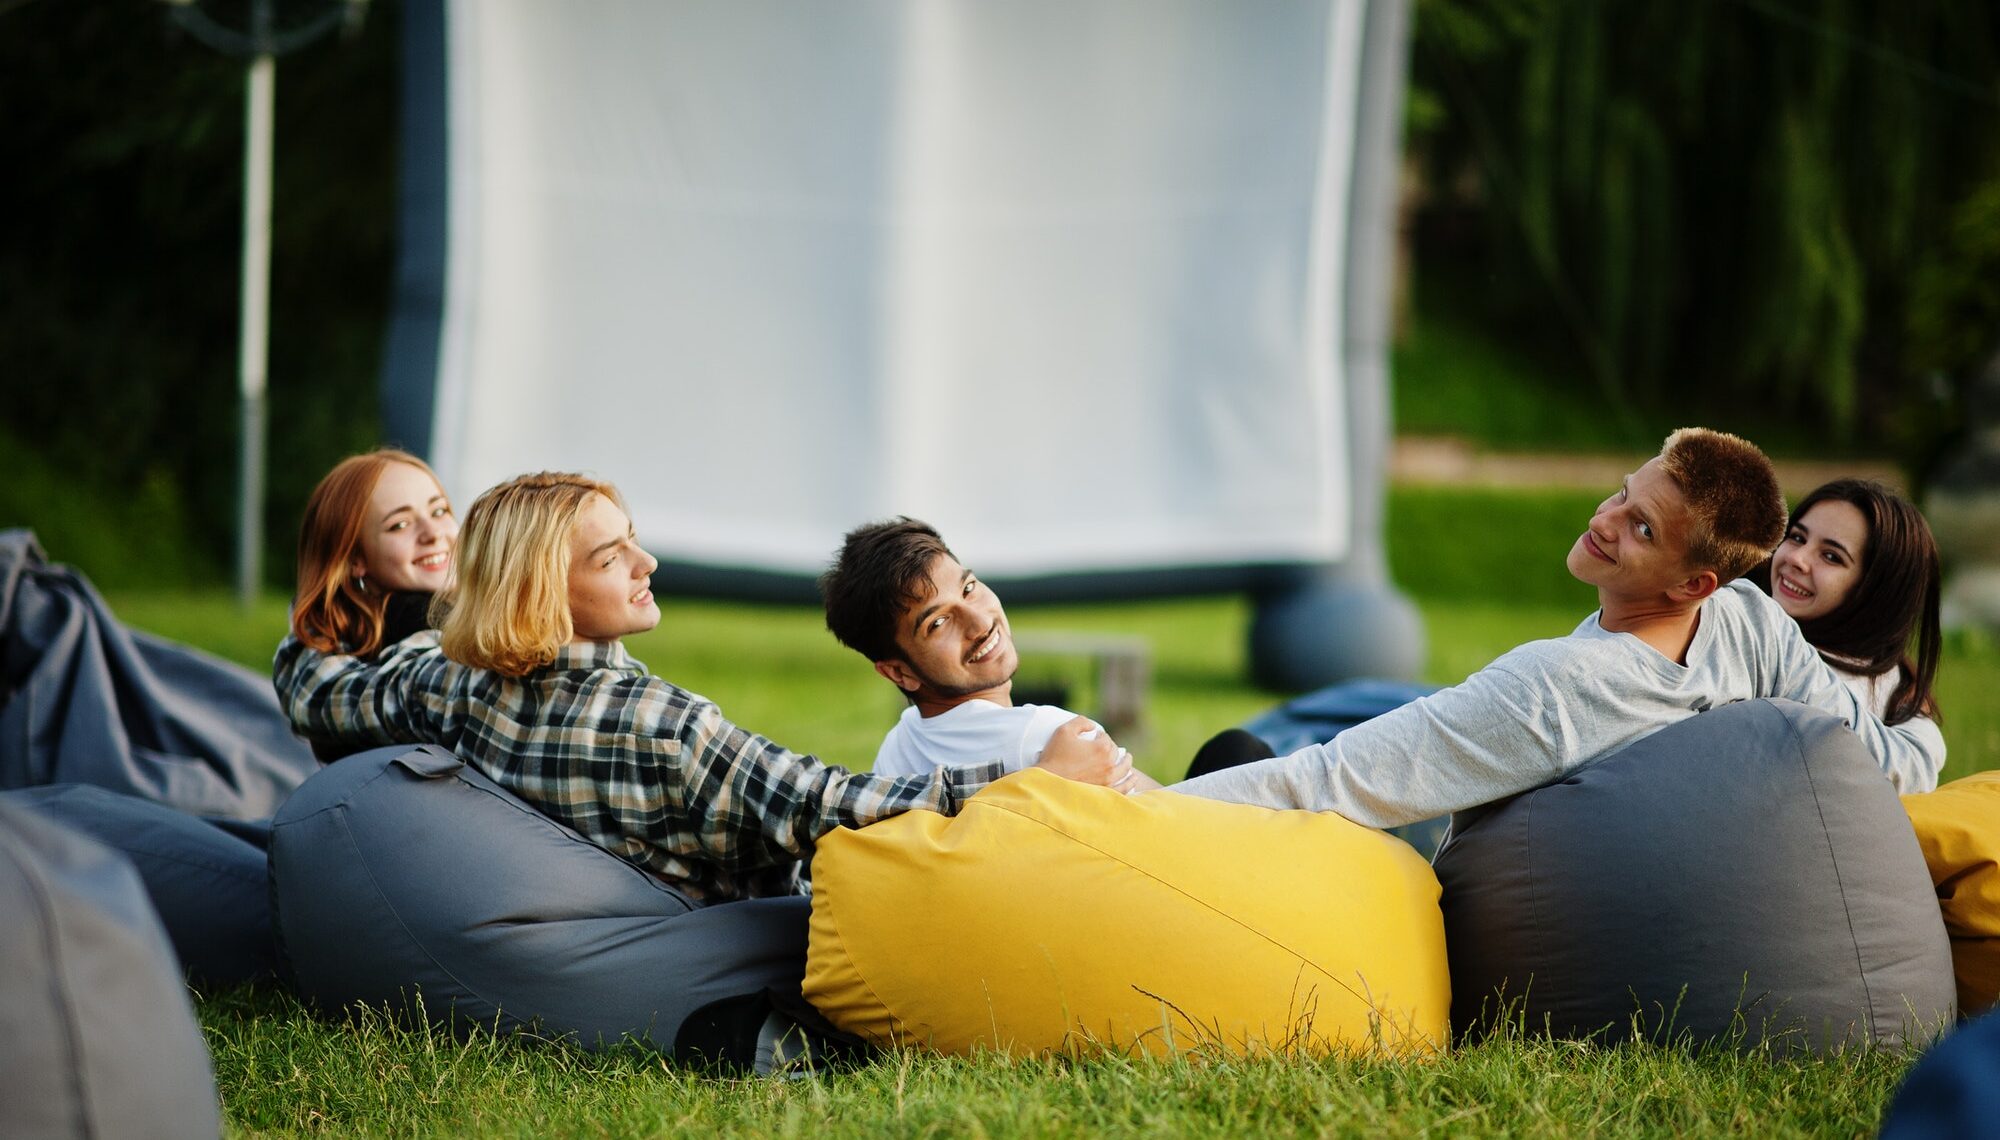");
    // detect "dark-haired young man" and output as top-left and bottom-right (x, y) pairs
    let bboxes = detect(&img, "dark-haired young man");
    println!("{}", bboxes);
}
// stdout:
(1173, 427), (1945, 824)
(821, 519), (1161, 788)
